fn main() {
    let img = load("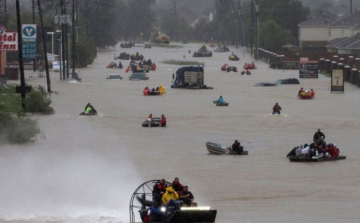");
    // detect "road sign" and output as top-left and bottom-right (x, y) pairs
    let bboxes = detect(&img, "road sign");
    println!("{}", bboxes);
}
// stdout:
(22, 24), (37, 59)
(331, 69), (344, 92)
